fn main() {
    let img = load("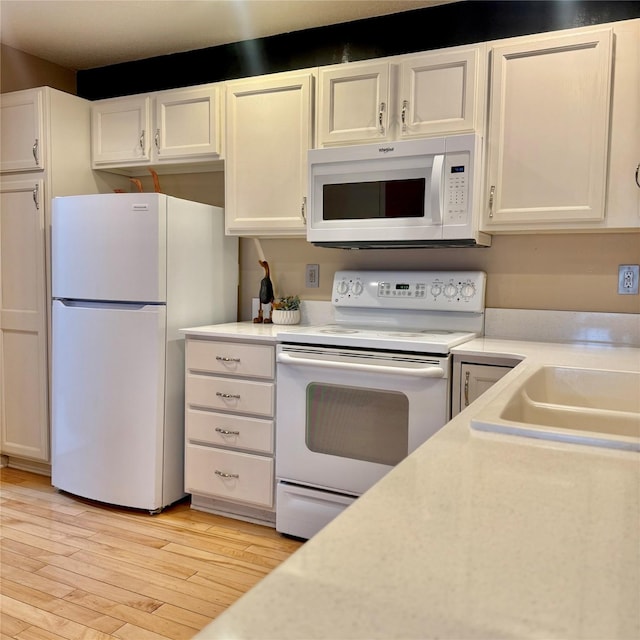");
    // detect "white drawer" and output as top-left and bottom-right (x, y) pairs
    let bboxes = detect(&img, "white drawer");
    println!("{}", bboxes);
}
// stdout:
(187, 339), (274, 379)
(186, 408), (274, 454)
(186, 374), (274, 416)
(186, 444), (274, 508)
